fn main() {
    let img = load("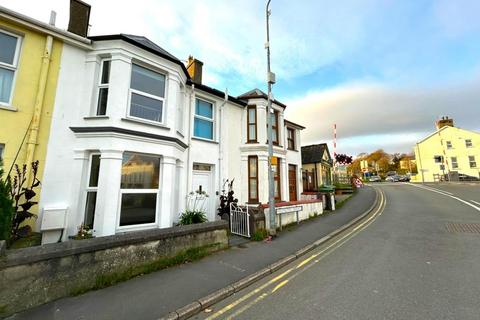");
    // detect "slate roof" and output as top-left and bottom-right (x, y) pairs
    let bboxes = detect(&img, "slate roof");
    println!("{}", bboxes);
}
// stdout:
(238, 88), (287, 109)
(301, 143), (332, 165)
(89, 33), (190, 78)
